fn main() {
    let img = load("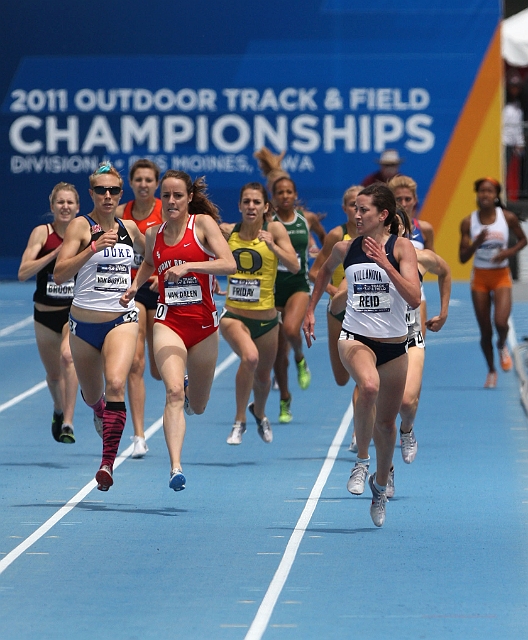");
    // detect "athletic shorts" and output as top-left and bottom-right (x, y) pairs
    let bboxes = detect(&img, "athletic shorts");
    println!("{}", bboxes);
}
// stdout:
(220, 308), (279, 340)
(69, 308), (139, 351)
(408, 330), (425, 350)
(135, 280), (158, 311)
(154, 303), (218, 350)
(339, 329), (408, 367)
(274, 277), (310, 309)
(326, 299), (345, 323)
(471, 266), (512, 294)
(34, 306), (70, 335)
